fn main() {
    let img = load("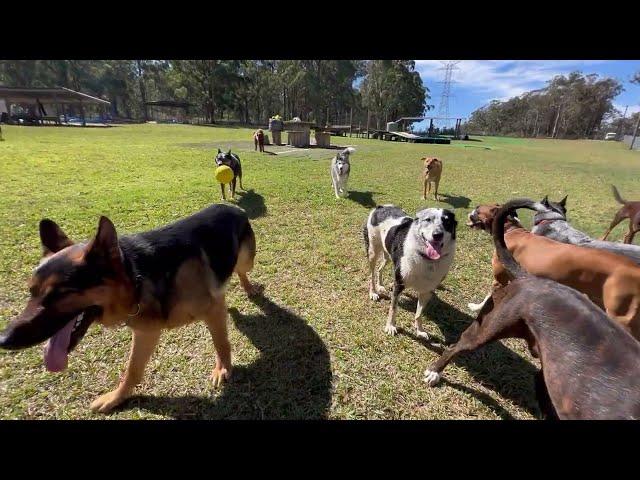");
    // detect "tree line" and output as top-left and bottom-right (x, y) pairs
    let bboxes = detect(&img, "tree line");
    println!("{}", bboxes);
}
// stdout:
(464, 71), (638, 139)
(0, 60), (430, 128)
